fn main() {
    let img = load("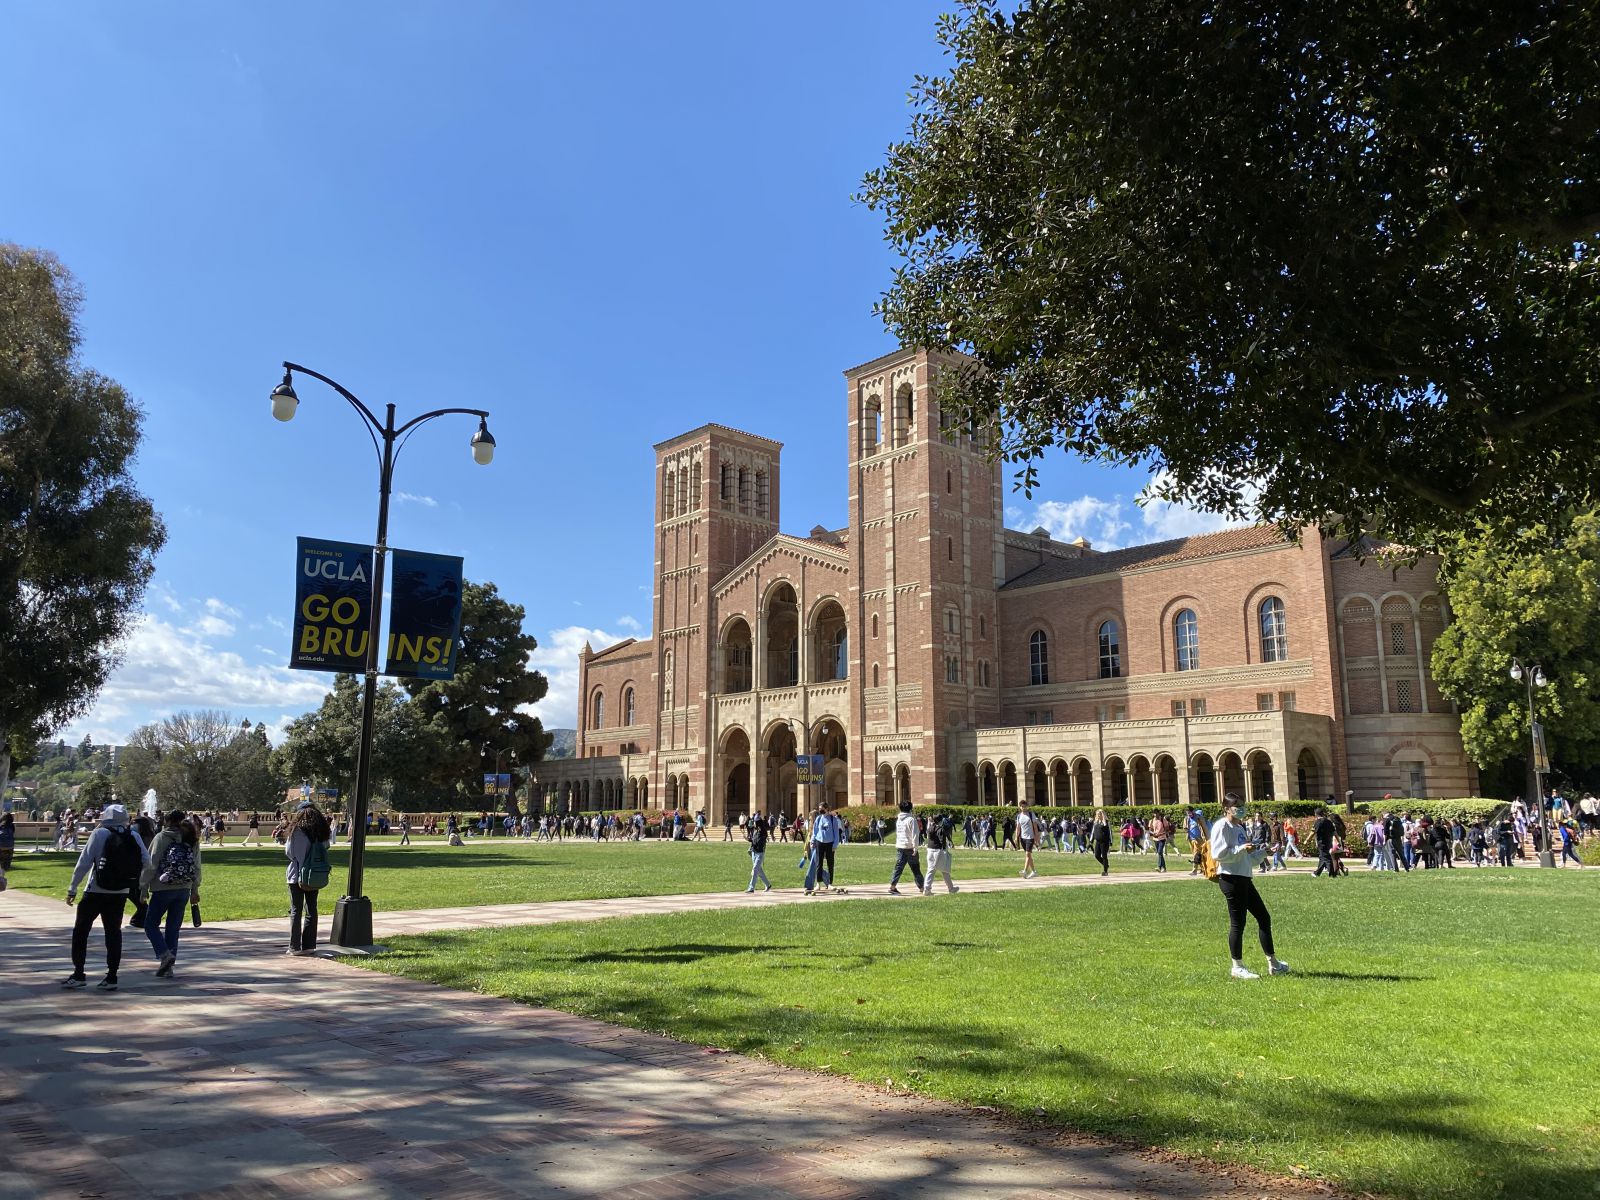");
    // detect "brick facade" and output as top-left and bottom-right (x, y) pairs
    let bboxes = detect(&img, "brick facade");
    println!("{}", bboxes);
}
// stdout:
(533, 348), (1478, 817)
